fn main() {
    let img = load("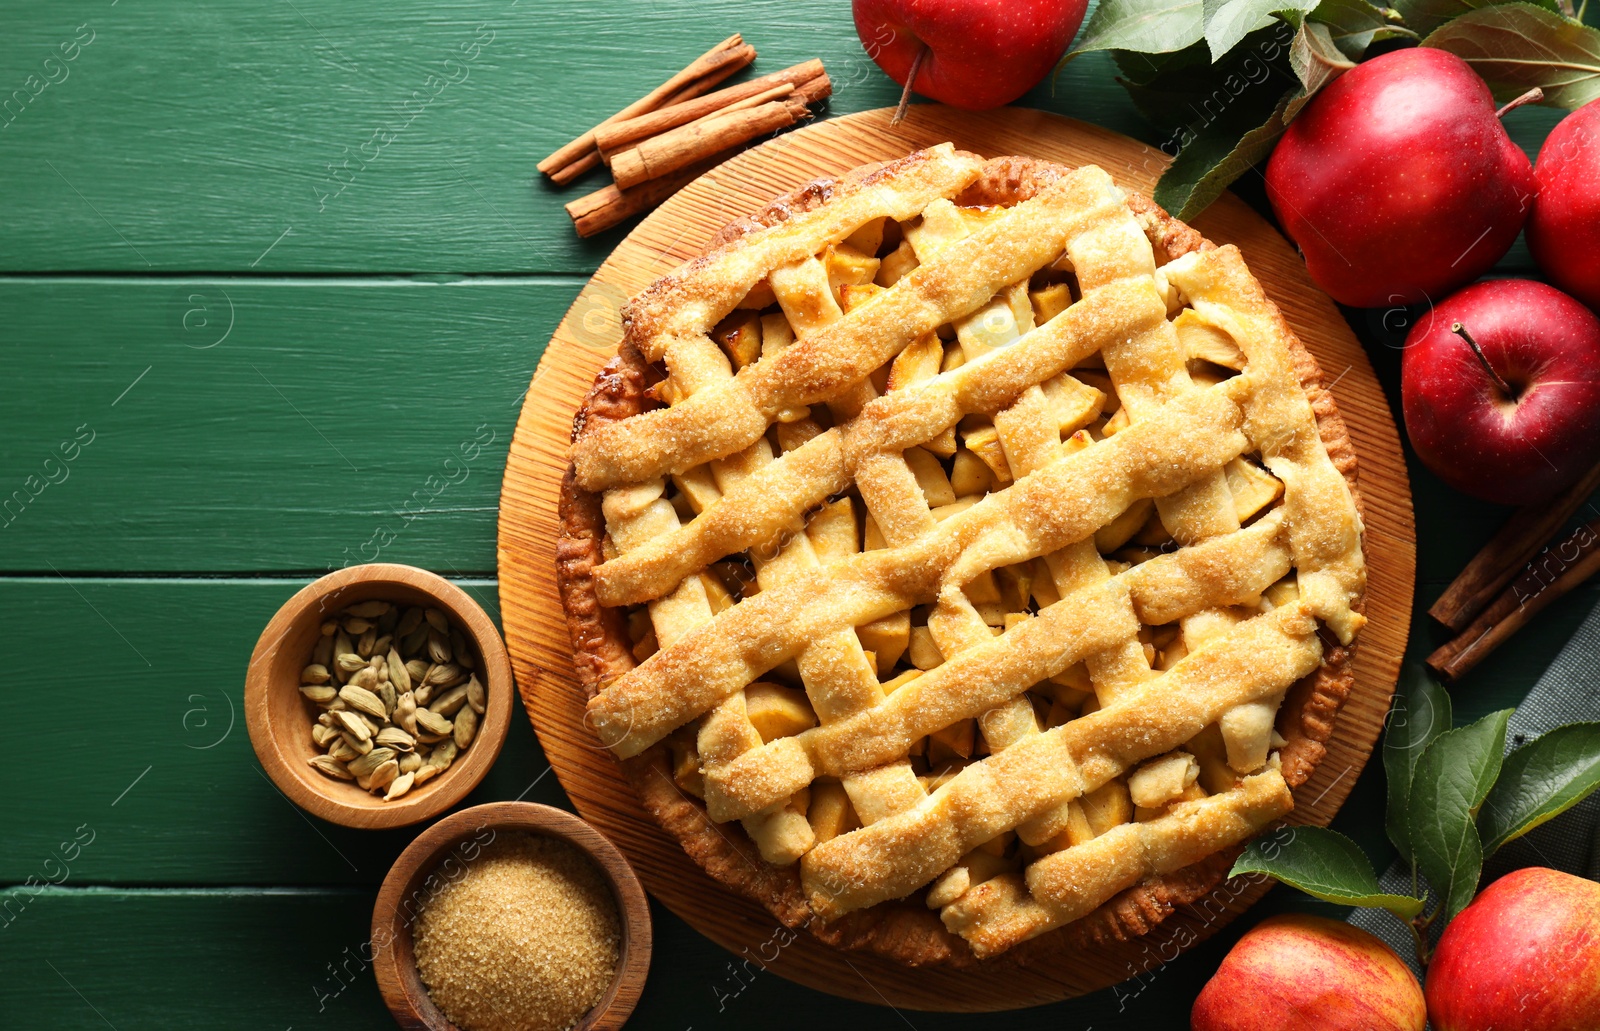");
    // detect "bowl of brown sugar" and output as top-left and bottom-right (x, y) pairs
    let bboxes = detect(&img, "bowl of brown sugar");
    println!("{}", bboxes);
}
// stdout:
(373, 801), (651, 1031)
